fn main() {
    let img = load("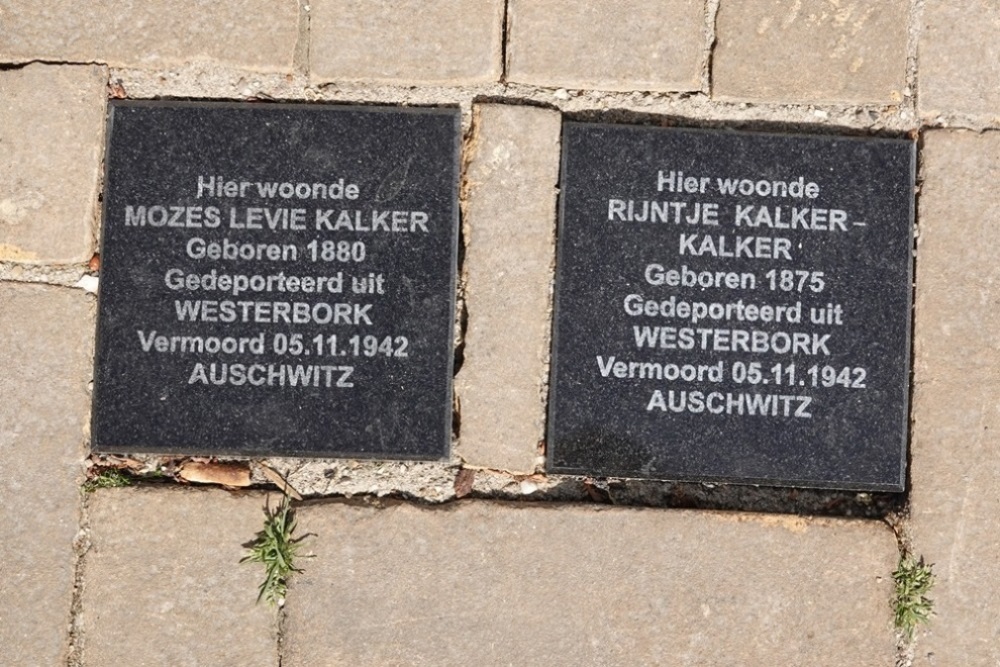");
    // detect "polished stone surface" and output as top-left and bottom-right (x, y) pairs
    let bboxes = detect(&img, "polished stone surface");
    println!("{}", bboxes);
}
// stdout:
(549, 123), (914, 490)
(94, 101), (459, 458)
